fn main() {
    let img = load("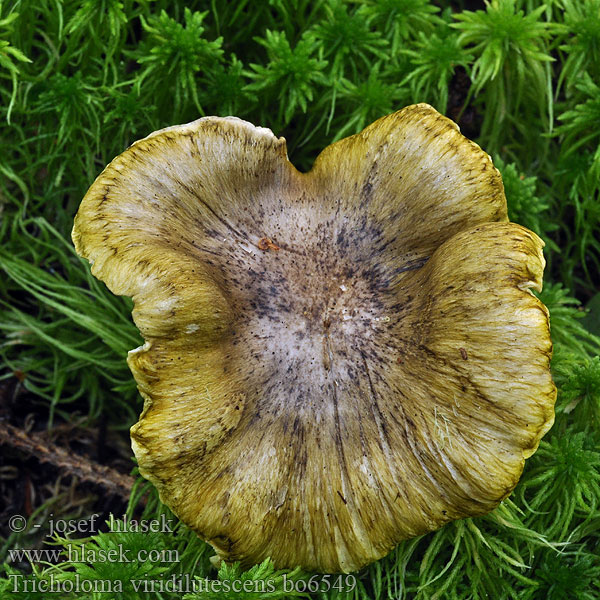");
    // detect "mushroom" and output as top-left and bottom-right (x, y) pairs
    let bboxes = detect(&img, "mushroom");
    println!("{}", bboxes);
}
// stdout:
(72, 104), (556, 573)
